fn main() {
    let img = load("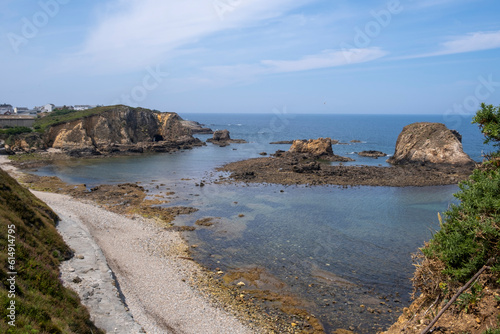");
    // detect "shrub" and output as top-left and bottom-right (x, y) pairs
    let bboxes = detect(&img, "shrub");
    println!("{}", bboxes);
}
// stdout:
(0, 127), (32, 136)
(414, 104), (500, 297)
